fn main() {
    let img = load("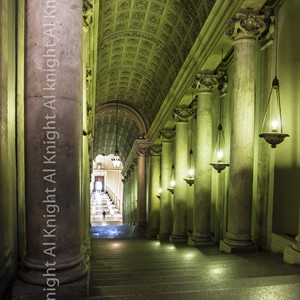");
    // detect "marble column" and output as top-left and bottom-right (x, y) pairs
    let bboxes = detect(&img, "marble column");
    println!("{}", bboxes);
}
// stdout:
(127, 167), (134, 224)
(284, 206), (300, 264)
(19, 0), (87, 284)
(189, 74), (218, 246)
(147, 145), (162, 238)
(121, 176), (128, 224)
(220, 11), (268, 252)
(157, 129), (175, 241)
(137, 140), (150, 227)
(133, 163), (138, 224)
(126, 170), (133, 224)
(170, 107), (193, 243)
